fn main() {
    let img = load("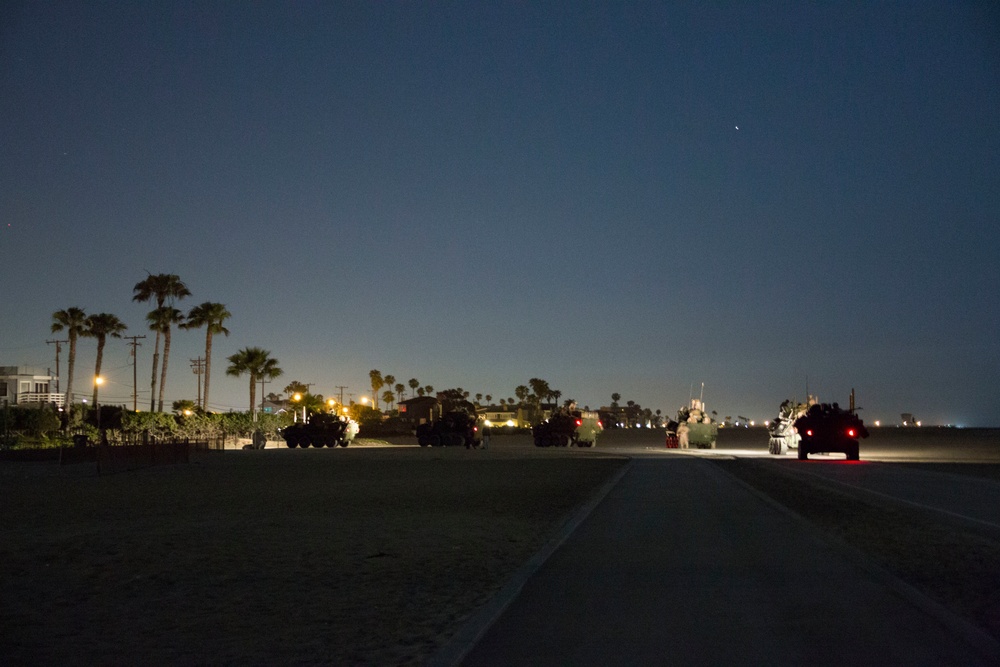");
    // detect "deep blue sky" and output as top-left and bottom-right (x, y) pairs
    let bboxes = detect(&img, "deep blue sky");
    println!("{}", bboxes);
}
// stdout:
(2, 2), (998, 425)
